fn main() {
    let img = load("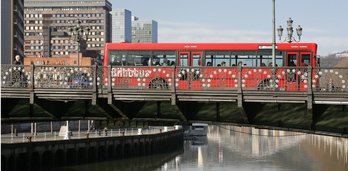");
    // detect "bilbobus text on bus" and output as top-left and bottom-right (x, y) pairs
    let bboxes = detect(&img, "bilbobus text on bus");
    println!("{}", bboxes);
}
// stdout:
(104, 43), (318, 91)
